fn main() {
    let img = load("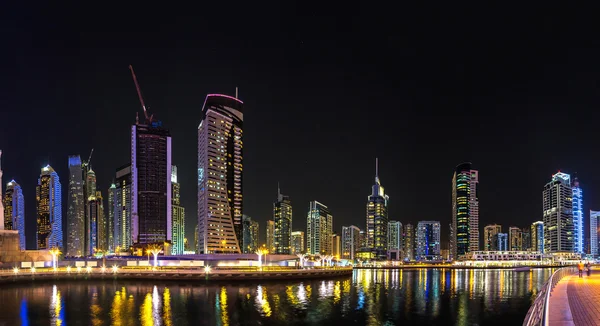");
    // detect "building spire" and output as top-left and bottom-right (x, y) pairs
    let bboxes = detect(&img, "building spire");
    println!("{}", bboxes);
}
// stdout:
(375, 157), (380, 184)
